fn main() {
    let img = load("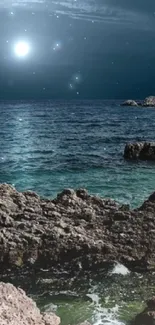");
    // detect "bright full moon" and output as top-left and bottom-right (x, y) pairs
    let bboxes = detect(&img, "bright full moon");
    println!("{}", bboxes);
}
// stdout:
(14, 41), (30, 57)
